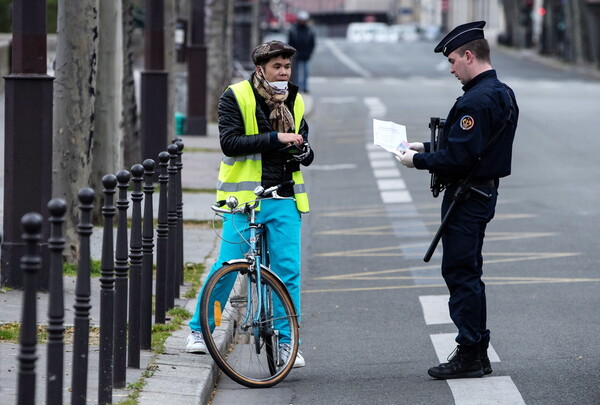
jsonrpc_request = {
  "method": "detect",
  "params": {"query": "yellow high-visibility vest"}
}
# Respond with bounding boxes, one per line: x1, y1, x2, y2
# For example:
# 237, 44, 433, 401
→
216, 80, 310, 212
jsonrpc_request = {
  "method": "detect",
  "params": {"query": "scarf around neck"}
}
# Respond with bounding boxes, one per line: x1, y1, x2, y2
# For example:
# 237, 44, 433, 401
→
252, 72, 295, 133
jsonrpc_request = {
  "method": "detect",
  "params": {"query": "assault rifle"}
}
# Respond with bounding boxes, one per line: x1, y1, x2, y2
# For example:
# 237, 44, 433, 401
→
429, 117, 445, 198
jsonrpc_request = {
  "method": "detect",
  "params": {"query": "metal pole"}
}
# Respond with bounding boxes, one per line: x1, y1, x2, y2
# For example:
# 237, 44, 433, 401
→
166, 144, 179, 309
140, 159, 156, 349
128, 165, 144, 368
113, 170, 130, 388
141, 0, 169, 161
98, 175, 117, 404
173, 139, 184, 293
71, 188, 95, 405
17, 213, 43, 405
155, 152, 170, 323
46, 199, 66, 405
2, 0, 53, 290
186, 0, 207, 135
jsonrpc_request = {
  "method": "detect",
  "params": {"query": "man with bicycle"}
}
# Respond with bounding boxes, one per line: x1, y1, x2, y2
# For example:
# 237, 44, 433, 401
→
186, 40, 314, 369
397, 21, 519, 379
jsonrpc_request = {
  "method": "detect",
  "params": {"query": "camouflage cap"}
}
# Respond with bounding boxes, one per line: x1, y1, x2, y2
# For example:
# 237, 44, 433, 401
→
251, 40, 296, 65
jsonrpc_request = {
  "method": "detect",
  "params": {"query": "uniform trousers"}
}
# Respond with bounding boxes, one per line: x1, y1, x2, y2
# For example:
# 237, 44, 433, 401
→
189, 199, 302, 344
441, 185, 497, 349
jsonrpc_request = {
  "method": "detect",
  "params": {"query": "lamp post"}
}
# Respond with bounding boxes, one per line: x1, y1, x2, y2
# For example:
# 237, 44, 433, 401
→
186, 0, 207, 136
1, 0, 53, 290
141, 0, 168, 162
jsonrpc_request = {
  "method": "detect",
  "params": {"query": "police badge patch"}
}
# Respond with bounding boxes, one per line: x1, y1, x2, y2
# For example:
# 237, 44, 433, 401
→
460, 115, 474, 130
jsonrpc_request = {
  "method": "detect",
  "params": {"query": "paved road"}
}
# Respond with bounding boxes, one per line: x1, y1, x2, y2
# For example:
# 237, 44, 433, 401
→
211, 38, 600, 404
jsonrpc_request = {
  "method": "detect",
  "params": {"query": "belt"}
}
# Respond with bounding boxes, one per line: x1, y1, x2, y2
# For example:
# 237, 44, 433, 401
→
453, 179, 497, 188
469, 179, 496, 188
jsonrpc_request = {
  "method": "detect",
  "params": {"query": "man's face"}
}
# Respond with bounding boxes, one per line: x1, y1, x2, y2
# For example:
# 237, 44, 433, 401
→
447, 50, 471, 85
259, 55, 292, 82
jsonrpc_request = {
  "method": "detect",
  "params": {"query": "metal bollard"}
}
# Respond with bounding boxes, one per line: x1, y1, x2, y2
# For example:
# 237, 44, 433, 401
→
17, 212, 43, 405
128, 164, 144, 369
166, 143, 179, 309
71, 188, 95, 405
113, 170, 130, 388
155, 152, 170, 324
141, 159, 155, 349
98, 174, 117, 404
46, 199, 67, 405
173, 139, 185, 291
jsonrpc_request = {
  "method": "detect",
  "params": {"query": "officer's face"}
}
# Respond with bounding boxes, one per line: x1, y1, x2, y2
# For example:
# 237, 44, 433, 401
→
258, 56, 292, 82
447, 50, 471, 85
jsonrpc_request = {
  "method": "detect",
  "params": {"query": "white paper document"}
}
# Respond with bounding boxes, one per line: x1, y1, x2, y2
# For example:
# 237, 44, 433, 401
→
373, 119, 409, 155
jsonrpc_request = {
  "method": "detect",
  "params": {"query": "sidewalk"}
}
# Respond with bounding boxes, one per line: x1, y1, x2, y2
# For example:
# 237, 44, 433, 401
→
1, 90, 314, 404
0, 125, 224, 404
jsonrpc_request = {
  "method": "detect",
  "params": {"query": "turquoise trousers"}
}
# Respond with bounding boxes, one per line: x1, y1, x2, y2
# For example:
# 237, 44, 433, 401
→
188, 199, 302, 343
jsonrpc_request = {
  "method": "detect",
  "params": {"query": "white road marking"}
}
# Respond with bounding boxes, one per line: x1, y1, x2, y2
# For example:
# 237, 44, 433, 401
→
448, 377, 526, 405
324, 39, 373, 79
373, 168, 401, 178
369, 159, 395, 168
381, 190, 412, 204
363, 97, 387, 118
377, 178, 406, 190
419, 295, 452, 325
430, 333, 500, 364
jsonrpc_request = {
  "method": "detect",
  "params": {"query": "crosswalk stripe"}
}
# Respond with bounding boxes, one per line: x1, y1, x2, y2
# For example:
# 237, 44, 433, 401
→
419, 295, 452, 325
448, 377, 526, 405
430, 333, 500, 364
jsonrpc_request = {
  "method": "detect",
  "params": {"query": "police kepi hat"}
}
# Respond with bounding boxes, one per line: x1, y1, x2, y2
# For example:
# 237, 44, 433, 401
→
252, 40, 296, 65
434, 21, 486, 57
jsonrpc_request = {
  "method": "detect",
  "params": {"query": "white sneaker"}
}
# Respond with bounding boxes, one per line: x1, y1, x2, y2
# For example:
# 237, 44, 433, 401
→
186, 330, 207, 354
279, 343, 305, 368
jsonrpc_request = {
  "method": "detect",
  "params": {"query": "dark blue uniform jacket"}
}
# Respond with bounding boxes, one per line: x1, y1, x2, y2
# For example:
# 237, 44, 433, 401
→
413, 69, 518, 183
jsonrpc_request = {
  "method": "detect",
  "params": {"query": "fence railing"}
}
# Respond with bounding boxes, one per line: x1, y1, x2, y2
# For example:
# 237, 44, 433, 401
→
15, 139, 188, 405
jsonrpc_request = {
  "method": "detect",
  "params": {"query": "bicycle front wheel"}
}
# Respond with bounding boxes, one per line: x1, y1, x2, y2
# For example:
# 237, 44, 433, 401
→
199, 262, 299, 388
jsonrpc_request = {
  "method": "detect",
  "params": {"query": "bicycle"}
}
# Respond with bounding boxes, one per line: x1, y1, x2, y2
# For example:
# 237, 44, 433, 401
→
200, 180, 300, 388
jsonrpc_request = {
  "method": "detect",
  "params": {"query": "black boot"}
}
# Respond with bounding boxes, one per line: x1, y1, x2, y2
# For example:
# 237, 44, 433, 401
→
479, 345, 493, 375
428, 345, 484, 380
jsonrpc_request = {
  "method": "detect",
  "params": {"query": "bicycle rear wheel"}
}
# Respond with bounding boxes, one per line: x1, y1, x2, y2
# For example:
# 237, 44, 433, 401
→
199, 262, 299, 388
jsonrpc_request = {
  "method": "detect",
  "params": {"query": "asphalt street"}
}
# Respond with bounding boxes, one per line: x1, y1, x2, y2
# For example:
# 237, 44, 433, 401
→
213, 38, 600, 404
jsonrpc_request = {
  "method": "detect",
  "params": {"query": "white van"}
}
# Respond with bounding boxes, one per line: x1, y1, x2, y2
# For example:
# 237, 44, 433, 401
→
346, 22, 391, 43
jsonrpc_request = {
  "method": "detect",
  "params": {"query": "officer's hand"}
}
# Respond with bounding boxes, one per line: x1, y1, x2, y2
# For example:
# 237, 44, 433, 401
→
408, 142, 425, 153
278, 132, 304, 147
395, 149, 417, 168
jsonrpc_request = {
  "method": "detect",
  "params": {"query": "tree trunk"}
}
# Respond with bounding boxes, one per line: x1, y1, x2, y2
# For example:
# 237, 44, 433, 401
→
53, 0, 98, 262
92, 0, 123, 209
207, 0, 234, 123
165, 0, 177, 142
122, 0, 142, 169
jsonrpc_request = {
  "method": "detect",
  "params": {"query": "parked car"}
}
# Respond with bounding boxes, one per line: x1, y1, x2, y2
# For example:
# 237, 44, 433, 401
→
420, 25, 442, 41
346, 22, 391, 43
389, 24, 419, 42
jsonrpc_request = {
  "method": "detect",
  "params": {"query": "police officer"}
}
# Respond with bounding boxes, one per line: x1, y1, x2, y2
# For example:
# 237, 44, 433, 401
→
398, 21, 519, 379
185, 40, 314, 368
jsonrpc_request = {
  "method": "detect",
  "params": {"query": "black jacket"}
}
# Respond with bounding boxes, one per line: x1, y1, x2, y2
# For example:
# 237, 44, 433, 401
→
288, 24, 316, 61
217, 75, 314, 197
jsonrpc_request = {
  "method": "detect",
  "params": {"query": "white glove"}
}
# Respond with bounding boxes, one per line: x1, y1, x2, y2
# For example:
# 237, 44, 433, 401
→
395, 149, 417, 168
408, 142, 425, 153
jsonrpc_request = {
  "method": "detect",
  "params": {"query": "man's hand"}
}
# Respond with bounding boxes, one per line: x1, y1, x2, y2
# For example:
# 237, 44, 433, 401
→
396, 149, 417, 168
278, 132, 304, 146
408, 142, 425, 153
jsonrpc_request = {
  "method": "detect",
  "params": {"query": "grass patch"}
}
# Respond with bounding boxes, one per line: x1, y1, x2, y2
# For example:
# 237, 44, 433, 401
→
182, 187, 216, 194
151, 307, 193, 353
63, 259, 102, 277
0, 324, 100, 344
181, 146, 221, 153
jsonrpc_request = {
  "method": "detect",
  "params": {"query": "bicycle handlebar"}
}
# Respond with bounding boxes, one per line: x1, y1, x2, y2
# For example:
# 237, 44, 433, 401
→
211, 180, 295, 214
